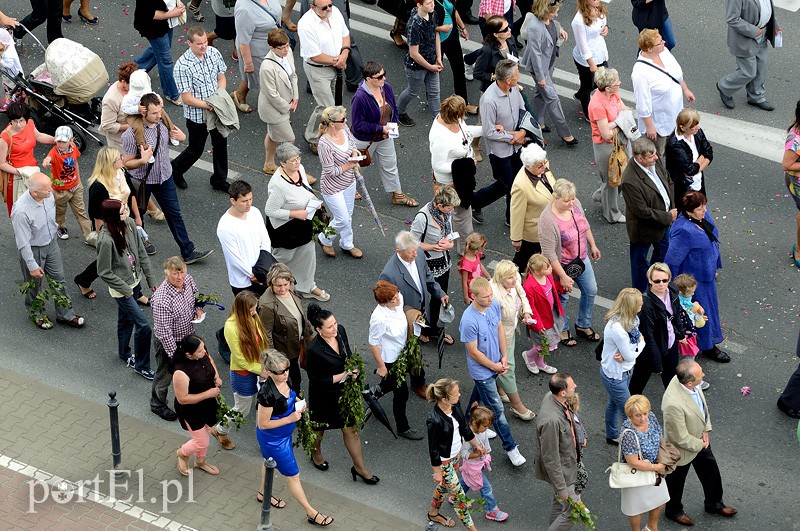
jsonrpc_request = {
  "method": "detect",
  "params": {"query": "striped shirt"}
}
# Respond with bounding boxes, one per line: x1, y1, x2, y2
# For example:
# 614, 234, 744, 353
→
173, 46, 227, 123
151, 273, 198, 357
121, 120, 172, 184
318, 128, 357, 196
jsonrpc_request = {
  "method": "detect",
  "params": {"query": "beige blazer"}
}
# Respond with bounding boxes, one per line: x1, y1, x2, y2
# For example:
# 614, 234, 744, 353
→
509, 168, 556, 242
661, 375, 713, 466
258, 49, 299, 124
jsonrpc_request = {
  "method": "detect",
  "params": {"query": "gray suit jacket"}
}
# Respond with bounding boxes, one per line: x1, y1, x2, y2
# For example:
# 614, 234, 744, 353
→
379, 251, 445, 321
661, 376, 713, 466
726, 0, 777, 57
522, 16, 556, 83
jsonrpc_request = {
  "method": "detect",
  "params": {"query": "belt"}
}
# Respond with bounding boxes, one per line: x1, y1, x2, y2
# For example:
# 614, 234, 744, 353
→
305, 62, 332, 68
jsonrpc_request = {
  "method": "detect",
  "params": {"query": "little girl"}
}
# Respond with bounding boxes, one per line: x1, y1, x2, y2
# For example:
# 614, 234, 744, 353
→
121, 69, 179, 153
459, 403, 508, 522
458, 232, 491, 304
566, 393, 588, 499
674, 274, 709, 390
521, 254, 564, 375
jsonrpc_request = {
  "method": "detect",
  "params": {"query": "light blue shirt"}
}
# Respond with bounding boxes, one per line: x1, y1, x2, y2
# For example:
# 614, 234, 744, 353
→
460, 300, 502, 381
681, 383, 706, 419
11, 191, 57, 271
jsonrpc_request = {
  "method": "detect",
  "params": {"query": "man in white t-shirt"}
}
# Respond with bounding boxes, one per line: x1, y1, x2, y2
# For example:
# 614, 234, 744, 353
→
216, 180, 272, 296
297, 0, 351, 151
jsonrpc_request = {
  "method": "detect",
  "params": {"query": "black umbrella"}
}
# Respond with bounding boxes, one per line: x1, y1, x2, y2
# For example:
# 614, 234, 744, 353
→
361, 389, 397, 439
437, 329, 446, 370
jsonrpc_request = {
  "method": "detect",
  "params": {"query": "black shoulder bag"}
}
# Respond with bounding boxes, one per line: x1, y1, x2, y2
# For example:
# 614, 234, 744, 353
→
561, 212, 586, 279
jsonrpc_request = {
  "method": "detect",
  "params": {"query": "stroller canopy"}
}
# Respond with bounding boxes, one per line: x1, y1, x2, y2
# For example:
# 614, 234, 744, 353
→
41, 38, 108, 104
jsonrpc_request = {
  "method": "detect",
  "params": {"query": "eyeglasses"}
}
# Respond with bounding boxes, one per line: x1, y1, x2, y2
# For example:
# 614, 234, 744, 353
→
331, 117, 347, 123
534, 159, 549, 168
370, 73, 386, 80
314, 3, 332, 10
271, 367, 290, 375
650, 278, 670, 284
286, 156, 301, 164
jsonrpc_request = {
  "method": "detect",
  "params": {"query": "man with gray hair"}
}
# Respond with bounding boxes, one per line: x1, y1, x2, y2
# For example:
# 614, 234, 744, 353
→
379, 230, 449, 398
620, 137, 676, 292
11, 172, 85, 330
471, 60, 527, 225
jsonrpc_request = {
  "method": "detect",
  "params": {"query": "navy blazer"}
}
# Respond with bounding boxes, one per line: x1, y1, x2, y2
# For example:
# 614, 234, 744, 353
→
637, 284, 686, 373
665, 129, 713, 207
379, 251, 446, 320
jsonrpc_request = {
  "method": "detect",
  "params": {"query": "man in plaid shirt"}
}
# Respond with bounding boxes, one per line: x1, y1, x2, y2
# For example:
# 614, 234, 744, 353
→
150, 256, 204, 421
171, 26, 231, 192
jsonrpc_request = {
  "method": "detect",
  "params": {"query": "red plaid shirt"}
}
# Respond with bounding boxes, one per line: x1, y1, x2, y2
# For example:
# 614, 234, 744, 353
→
478, 0, 515, 18
151, 273, 198, 357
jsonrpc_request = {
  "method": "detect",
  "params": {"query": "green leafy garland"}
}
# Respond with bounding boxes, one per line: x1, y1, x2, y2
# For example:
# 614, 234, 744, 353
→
294, 391, 327, 459
388, 335, 422, 388
451, 491, 485, 515
539, 334, 551, 359
195, 292, 220, 305
338, 349, 366, 429
312, 216, 335, 239
563, 496, 597, 530
18, 277, 72, 326
216, 394, 246, 431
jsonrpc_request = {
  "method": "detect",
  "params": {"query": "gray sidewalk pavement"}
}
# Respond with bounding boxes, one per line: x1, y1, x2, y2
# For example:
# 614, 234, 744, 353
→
0, 369, 416, 530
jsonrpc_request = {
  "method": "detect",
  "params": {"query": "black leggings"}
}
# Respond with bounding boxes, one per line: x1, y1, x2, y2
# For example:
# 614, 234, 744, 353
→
574, 60, 608, 117
440, 32, 470, 105
374, 362, 410, 433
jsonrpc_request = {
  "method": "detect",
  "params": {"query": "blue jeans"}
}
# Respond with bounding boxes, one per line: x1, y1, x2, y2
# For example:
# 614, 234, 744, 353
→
629, 229, 670, 293
558, 257, 597, 331
468, 377, 517, 452
459, 471, 498, 513
600, 367, 630, 440
397, 66, 440, 118
135, 29, 180, 101
659, 18, 676, 51
116, 283, 152, 372
142, 177, 196, 259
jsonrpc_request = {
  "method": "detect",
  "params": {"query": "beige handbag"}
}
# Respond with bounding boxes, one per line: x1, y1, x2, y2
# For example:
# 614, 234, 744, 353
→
607, 131, 628, 188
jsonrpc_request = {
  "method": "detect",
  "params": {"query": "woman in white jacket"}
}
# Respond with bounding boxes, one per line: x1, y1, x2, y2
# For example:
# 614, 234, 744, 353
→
570, 0, 609, 118
600, 288, 645, 445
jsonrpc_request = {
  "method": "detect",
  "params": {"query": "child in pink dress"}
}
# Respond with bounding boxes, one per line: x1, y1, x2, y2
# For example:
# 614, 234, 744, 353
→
458, 232, 491, 304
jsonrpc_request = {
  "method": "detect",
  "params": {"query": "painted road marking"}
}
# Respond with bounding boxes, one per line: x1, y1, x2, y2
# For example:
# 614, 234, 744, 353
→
347, 5, 785, 163
168, 150, 241, 180
773, 0, 800, 12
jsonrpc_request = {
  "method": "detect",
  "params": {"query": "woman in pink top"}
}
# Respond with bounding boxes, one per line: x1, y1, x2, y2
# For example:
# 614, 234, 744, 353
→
588, 66, 626, 224
537, 179, 601, 347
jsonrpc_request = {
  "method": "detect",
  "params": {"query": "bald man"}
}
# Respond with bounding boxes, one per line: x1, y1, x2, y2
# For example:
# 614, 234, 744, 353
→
11, 173, 84, 329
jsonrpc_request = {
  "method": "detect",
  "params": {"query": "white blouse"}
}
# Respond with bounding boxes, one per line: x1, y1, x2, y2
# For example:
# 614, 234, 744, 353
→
631, 49, 684, 137
429, 118, 483, 185
368, 294, 408, 363
571, 12, 608, 67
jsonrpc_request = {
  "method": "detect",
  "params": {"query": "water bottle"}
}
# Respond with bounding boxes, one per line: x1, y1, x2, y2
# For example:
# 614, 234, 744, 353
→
425, 521, 439, 531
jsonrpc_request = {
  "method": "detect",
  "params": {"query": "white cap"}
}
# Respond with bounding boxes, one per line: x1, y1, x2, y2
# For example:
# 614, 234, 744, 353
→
54, 126, 73, 142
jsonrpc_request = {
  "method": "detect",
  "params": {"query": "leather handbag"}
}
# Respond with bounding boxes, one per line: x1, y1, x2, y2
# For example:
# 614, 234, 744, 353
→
561, 213, 585, 279
608, 130, 627, 188
606, 428, 658, 489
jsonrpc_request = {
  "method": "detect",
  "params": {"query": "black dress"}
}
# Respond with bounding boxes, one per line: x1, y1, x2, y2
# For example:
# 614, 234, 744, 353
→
305, 325, 353, 430
173, 355, 218, 431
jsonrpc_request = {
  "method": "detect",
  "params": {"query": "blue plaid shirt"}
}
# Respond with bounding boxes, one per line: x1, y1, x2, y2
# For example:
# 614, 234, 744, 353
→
173, 46, 227, 123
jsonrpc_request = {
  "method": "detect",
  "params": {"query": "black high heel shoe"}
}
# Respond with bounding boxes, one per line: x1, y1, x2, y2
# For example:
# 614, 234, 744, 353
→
561, 136, 579, 147
311, 458, 329, 471
350, 466, 380, 485
78, 11, 99, 24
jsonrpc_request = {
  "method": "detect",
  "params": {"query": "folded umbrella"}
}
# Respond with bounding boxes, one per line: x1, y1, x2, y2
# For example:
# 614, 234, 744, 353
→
362, 389, 397, 439
355, 167, 385, 237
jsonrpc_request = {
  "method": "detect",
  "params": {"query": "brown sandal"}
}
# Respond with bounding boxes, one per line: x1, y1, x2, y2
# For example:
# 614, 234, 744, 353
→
194, 458, 219, 475
176, 449, 190, 476
391, 191, 419, 207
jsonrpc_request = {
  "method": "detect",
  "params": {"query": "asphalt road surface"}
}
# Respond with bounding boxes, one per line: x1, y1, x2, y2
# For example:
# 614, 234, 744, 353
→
1, 0, 799, 529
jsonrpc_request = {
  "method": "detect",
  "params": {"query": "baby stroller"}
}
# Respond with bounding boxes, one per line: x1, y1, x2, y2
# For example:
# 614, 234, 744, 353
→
0, 25, 107, 151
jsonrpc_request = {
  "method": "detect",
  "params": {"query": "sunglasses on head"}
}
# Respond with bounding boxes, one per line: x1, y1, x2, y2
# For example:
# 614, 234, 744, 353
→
271, 367, 290, 375
650, 278, 670, 284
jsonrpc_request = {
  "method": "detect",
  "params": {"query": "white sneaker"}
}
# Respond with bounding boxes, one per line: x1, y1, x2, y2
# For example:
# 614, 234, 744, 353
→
507, 446, 526, 467
463, 56, 474, 81
486, 428, 497, 439
699, 380, 710, 390
170, 138, 180, 146
540, 364, 558, 374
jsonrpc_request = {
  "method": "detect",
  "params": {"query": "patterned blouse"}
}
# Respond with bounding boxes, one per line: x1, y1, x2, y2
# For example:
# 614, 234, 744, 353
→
620, 411, 662, 463
318, 128, 357, 196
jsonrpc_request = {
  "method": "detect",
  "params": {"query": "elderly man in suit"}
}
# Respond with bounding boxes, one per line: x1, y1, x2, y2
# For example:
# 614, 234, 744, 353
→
662, 359, 738, 527
620, 137, 677, 293
379, 230, 449, 398
716, 0, 781, 112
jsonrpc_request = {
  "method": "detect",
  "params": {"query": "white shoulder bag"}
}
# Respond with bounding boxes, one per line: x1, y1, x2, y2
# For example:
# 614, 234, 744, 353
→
606, 428, 658, 489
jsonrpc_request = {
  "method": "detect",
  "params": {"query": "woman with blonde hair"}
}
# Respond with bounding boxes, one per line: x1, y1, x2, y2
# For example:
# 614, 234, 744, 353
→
74, 146, 149, 301
490, 259, 536, 420
600, 288, 645, 445
210, 290, 268, 451
316, 106, 363, 259
665, 108, 713, 207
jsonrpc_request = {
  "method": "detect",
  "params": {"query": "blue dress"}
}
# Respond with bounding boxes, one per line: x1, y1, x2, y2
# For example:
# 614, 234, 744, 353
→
256, 378, 299, 477
664, 213, 723, 350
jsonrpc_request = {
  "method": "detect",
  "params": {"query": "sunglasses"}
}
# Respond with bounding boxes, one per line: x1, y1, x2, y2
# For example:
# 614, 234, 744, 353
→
331, 117, 347, 123
314, 3, 332, 10
650, 278, 670, 284
271, 367, 290, 375
549, 0, 561, 4
498, 26, 510, 32
371, 73, 386, 80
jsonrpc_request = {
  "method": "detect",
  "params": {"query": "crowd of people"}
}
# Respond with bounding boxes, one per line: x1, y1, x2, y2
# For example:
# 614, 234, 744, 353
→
2, 0, 799, 528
